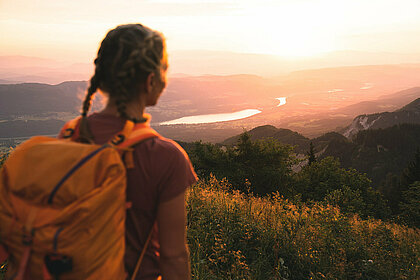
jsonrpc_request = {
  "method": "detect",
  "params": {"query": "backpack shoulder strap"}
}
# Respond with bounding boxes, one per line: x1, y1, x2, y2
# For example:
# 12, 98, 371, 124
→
115, 121, 160, 278
117, 122, 160, 149
59, 116, 160, 147
105, 120, 160, 168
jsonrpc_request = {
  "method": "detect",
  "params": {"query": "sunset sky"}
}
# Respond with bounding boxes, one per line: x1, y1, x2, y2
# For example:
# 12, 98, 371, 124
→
1, 0, 420, 63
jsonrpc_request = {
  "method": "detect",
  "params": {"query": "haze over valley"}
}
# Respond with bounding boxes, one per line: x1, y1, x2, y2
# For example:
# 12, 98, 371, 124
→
2, 54, 420, 144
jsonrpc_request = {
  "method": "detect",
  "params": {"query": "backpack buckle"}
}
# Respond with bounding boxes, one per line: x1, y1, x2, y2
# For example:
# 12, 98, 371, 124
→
44, 253, 73, 276
62, 128, 75, 138
111, 134, 125, 145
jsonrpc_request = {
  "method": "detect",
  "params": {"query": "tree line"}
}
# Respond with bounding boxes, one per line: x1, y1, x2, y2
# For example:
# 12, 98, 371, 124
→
184, 132, 419, 227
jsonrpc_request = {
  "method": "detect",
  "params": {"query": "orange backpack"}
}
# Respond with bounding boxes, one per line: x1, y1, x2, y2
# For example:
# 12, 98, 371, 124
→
0, 117, 159, 279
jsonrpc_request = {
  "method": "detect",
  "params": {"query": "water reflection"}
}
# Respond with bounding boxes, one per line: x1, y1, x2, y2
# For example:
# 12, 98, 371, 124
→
360, 83, 373, 90
328, 89, 344, 93
276, 97, 287, 107
159, 109, 262, 125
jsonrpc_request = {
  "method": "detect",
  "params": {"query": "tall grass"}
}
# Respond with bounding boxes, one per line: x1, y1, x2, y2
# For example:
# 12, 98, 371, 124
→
1, 171, 418, 279
187, 175, 419, 279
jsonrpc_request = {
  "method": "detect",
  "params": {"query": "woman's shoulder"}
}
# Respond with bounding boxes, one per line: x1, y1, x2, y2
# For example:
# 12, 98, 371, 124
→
85, 112, 189, 162
138, 135, 190, 163
135, 135, 198, 201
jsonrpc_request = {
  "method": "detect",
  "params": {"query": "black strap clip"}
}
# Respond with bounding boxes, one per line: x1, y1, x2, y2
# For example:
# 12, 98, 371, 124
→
44, 253, 73, 276
111, 134, 125, 145
62, 128, 75, 139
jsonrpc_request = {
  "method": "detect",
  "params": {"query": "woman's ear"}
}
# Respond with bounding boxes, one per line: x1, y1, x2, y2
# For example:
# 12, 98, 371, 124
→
146, 72, 156, 94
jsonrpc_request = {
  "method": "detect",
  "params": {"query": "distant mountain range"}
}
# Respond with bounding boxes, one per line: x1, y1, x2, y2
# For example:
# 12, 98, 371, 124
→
1, 79, 419, 187
0, 56, 93, 84
2, 51, 420, 83
342, 97, 420, 138
222, 97, 420, 149
0, 119, 65, 138
1, 64, 420, 140
0, 81, 87, 117
332, 87, 420, 117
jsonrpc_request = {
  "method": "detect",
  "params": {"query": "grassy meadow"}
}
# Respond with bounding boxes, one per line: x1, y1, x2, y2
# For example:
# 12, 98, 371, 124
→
187, 176, 419, 279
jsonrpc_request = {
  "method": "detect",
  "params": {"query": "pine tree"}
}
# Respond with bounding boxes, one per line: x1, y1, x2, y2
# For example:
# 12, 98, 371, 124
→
400, 181, 420, 227
307, 142, 316, 165
401, 148, 420, 187
397, 148, 420, 222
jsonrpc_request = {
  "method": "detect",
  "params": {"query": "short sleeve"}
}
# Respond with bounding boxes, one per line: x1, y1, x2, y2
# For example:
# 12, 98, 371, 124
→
154, 139, 198, 203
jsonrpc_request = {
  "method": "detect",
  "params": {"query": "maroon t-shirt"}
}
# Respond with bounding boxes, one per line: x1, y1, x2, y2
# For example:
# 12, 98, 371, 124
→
85, 113, 197, 280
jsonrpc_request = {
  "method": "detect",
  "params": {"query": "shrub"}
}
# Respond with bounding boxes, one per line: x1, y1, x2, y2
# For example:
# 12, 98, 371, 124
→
189, 133, 297, 197
399, 181, 420, 228
294, 157, 391, 219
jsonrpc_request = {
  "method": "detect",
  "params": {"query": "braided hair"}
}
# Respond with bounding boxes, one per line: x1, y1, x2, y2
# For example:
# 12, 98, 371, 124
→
81, 23, 167, 122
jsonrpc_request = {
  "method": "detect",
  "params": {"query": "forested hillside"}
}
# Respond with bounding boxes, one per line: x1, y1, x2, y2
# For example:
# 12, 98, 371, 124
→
184, 125, 420, 227
319, 124, 420, 186
218, 121, 420, 191
0, 82, 87, 117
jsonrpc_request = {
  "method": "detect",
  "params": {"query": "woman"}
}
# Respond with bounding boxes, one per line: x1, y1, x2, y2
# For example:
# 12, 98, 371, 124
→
77, 24, 197, 280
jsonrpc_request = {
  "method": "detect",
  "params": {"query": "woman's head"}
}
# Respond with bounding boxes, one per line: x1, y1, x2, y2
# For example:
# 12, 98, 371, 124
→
82, 23, 167, 121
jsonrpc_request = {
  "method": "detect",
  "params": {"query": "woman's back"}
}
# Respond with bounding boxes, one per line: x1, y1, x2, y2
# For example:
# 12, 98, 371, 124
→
87, 112, 196, 279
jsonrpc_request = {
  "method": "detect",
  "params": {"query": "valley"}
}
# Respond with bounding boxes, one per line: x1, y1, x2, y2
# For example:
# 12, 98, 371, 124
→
1, 63, 420, 144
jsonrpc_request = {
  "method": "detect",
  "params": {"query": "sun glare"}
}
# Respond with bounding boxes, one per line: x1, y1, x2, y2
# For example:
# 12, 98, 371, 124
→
234, 2, 340, 58
261, 28, 335, 58
2, 0, 420, 61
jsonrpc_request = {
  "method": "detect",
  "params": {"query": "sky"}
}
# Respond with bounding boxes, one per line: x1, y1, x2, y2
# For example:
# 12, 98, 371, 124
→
1, 0, 420, 63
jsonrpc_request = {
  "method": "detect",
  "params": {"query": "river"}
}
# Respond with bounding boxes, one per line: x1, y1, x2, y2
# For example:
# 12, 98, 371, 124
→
159, 97, 287, 125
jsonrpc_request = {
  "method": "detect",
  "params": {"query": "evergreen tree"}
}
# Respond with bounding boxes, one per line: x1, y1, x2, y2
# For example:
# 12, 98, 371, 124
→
401, 148, 420, 187
399, 181, 420, 228
379, 172, 401, 213
295, 156, 390, 219
233, 132, 296, 196
307, 141, 316, 165
189, 132, 296, 196
394, 148, 420, 220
